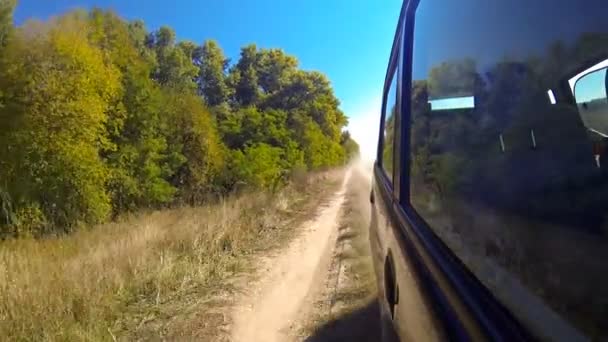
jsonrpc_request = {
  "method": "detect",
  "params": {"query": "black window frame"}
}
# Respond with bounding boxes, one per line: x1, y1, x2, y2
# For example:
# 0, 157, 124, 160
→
377, 27, 403, 198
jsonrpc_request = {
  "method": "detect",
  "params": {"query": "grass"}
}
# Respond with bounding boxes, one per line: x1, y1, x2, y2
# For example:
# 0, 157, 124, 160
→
0, 170, 343, 341
305, 165, 381, 342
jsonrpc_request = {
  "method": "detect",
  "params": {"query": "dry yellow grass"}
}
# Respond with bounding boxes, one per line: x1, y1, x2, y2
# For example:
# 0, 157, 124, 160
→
0, 170, 343, 341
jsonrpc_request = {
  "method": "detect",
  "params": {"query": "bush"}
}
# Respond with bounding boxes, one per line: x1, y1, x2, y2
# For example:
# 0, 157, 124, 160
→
231, 143, 285, 189
12, 203, 48, 237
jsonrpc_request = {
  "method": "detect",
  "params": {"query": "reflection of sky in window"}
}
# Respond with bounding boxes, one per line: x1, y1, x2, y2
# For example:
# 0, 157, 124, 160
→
429, 96, 474, 111
575, 69, 607, 103
412, 0, 607, 82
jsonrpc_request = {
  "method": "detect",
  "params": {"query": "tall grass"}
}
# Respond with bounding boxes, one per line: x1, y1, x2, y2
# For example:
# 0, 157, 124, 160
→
0, 171, 342, 341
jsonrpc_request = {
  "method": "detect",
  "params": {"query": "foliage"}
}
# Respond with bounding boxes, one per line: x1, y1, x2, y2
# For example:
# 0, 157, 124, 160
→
340, 131, 360, 160
0, 7, 353, 237
161, 90, 225, 201
231, 143, 285, 189
0, 0, 15, 49
0, 13, 121, 231
229, 44, 260, 106
196, 39, 230, 106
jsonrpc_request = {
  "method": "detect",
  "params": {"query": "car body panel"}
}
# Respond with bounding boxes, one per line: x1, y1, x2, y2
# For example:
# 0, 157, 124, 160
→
371, 166, 446, 341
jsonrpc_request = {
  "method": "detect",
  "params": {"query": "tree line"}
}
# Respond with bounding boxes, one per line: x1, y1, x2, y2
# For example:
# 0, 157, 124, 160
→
0, 1, 359, 237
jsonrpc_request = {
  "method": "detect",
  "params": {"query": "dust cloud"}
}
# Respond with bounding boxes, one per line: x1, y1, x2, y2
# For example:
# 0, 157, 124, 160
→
346, 96, 381, 165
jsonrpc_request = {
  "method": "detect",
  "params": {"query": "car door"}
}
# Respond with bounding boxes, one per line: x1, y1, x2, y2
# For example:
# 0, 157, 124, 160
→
371, 10, 446, 340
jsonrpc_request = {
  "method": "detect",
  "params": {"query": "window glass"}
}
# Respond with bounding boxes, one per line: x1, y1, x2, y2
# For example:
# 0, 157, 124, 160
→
409, 0, 608, 340
382, 68, 398, 182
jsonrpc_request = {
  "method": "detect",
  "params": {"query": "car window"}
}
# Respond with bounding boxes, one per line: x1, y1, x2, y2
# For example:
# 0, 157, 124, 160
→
409, 0, 608, 340
382, 67, 398, 183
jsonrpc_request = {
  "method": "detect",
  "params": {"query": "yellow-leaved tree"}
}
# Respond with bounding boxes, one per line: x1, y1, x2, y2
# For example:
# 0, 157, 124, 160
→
0, 13, 121, 235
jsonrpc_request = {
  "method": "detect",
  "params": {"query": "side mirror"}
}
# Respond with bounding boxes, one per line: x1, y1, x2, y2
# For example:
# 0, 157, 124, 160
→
574, 64, 608, 138
574, 62, 608, 168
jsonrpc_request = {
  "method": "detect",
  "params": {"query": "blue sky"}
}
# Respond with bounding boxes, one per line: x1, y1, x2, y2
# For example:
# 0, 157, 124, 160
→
14, 0, 402, 159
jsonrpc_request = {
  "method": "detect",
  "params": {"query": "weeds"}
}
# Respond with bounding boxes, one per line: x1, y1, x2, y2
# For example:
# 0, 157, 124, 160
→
0, 170, 343, 341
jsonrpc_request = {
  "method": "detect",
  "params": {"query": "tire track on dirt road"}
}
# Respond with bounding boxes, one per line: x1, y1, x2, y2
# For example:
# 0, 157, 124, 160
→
230, 168, 352, 342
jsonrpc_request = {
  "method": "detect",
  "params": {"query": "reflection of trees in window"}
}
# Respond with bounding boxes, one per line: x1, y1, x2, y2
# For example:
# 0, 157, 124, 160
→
428, 58, 484, 99
382, 71, 398, 182
382, 105, 396, 179
411, 62, 479, 202
410, 33, 608, 339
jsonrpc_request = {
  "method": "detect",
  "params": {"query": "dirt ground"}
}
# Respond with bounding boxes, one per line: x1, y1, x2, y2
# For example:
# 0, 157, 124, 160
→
229, 161, 380, 342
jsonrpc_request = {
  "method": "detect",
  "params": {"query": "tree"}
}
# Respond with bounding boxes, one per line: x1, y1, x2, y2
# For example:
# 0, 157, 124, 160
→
230, 143, 285, 189
219, 106, 290, 150
299, 118, 345, 169
0, 0, 14, 116
256, 48, 298, 94
427, 58, 481, 99
0, 14, 122, 232
125, 20, 157, 66
177, 40, 197, 59
156, 46, 197, 88
87, 9, 179, 211
154, 26, 175, 50
340, 131, 360, 160
0, 0, 15, 48
196, 40, 230, 106
229, 44, 260, 106
127, 20, 146, 48
147, 26, 197, 89
0, 6, 353, 236
161, 90, 224, 201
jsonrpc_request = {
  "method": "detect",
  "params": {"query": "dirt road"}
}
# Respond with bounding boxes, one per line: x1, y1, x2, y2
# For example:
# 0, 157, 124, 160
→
231, 168, 353, 342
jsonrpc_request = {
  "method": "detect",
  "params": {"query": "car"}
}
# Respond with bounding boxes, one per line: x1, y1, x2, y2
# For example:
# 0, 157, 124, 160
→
369, 0, 608, 340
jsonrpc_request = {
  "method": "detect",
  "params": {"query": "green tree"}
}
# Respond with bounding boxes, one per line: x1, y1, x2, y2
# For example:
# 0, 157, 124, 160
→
229, 44, 260, 106
231, 143, 285, 189
154, 26, 175, 50
196, 40, 230, 106
219, 106, 290, 149
256, 48, 298, 94
300, 118, 345, 169
0, 0, 15, 114
127, 20, 147, 48
148, 26, 197, 89
88, 9, 179, 211
340, 131, 360, 160
177, 40, 197, 59
0, 0, 15, 48
157, 47, 197, 88
161, 90, 225, 201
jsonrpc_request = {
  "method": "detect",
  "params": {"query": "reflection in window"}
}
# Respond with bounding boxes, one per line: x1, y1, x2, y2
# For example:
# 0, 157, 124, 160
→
428, 95, 475, 111
410, 0, 608, 339
382, 69, 398, 182
573, 61, 608, 169
568, 59, 608, 94
573, 62, 608, 134
547, 89, 556, 104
